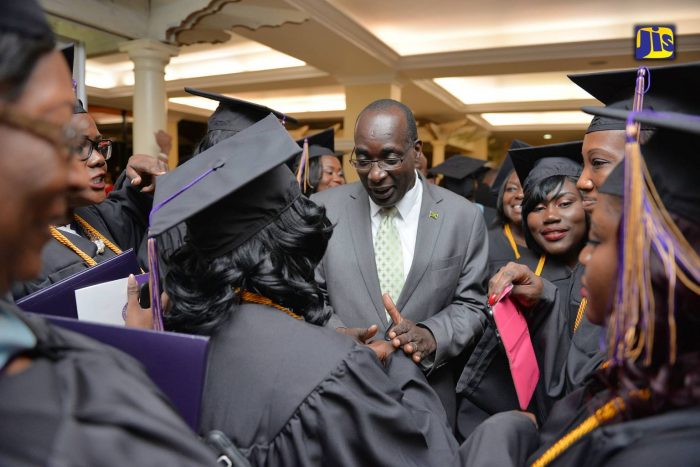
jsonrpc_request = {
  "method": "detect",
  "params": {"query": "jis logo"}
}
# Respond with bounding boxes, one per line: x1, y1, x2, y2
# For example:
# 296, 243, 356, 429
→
635, 25, 675, 60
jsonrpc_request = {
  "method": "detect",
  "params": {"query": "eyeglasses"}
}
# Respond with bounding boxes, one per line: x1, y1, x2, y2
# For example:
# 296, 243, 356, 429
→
0, 106, 84, 158
79, 137, 113, 162
349, 146, 412, 173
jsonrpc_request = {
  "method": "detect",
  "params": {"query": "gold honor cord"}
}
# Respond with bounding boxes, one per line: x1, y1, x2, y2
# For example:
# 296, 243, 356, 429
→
237, 289, 303, 321
573, 298, 588, 333
531, 389, 651, 467
49, 227, 97, 267
49, 215, 123, 268
503, 224, 521, 260
535, 255, 546, 277
73, 214, 122, 255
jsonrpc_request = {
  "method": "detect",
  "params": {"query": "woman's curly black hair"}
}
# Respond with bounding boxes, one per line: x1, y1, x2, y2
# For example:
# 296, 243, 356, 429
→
163, 181, 333, 336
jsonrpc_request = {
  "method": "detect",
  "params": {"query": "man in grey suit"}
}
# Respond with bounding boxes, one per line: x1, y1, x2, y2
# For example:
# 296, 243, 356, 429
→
311, 99, 489, 425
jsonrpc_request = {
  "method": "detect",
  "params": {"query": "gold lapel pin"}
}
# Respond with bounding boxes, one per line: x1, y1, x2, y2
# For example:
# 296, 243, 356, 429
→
429, 211, 439, 219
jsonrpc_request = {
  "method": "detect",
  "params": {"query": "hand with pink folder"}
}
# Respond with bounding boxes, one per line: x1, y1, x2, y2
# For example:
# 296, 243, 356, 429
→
488, 285, 540, 410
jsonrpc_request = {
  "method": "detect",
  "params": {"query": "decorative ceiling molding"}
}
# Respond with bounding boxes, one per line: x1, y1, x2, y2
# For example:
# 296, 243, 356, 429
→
412, 80, 466, 112
88, 65, 327, 99
400, 34, 700, 74
167, 0, 310, 46
283, 0, 400, 67
41, 0, 148, 39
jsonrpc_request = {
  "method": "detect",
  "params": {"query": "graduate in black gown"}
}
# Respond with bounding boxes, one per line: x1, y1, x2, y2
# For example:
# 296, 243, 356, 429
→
497, 141, 604, 421
486, 140, 539, 277
428, 154, 498, 225
0, 3, 217, 464
11, 99, 166, 299
455, 141, 599, 439
466, 96, 700, 467
136, 114, 463, 466
293, 128, 346, 196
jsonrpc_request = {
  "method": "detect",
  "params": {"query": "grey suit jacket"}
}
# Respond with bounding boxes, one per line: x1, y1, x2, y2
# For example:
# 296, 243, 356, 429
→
311, 180, 488, 371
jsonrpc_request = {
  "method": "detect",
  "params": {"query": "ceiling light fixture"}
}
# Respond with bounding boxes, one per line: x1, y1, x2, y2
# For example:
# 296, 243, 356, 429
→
480, 111, 591, 127
169, 92, 346, 114
434, 72, 591, 105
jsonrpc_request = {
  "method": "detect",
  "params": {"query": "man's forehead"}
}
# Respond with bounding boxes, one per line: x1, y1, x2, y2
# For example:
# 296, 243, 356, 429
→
356, 111, 406, 141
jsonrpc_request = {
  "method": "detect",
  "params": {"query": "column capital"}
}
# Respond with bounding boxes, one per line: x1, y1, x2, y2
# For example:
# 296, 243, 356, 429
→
119, 38, 179, 62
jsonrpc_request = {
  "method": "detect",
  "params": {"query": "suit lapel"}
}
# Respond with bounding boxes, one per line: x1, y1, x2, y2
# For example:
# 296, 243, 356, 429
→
396, 182, 445, 309
347, 186, 388, 326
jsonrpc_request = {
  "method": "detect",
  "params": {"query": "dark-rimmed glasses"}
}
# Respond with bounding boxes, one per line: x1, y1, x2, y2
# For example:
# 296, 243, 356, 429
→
349, 145, 413, 173
79, 137, 113, 162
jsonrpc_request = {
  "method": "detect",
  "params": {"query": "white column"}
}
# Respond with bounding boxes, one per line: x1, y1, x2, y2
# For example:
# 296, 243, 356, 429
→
119, 39, 178, 157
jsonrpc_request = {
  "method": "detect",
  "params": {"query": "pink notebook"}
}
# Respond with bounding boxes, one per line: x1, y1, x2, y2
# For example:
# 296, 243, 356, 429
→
490, 286, 540, 410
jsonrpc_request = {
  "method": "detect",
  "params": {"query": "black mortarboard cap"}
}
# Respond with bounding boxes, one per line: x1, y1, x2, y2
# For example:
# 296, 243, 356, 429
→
61, 44, 74, 74
60, 45, 86, 114
146, 113, 302, 329
429, 155, 488, 199
491, 139, 531, 195
73, 99, 87, 114
510, 141, 583, 193
599, 111, 700, 220
295, 128, 340, 159
0, 0, 54, 43
428, 155, 486, 180
598, 162, 624, 198
150, 113, 302, 251
571, 62, 700, 133
185, 87, 297, 134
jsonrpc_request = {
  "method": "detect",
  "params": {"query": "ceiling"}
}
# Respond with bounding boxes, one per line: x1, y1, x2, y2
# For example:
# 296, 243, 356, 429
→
41, 0, 700, 159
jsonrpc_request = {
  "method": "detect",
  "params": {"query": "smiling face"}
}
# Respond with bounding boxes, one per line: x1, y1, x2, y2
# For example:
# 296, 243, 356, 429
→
70, 112, 108, 207
580, 193, 621, 325
0, 51, 76, 289
502, 170, 524, 225
316, 155, 345, 192
526, 178, 588, 263
577, 130, 626, 213
354, 108, 419, 207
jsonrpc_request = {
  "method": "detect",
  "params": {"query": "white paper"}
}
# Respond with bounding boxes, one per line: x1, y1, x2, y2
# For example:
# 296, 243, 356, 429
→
75, 277, 129, 326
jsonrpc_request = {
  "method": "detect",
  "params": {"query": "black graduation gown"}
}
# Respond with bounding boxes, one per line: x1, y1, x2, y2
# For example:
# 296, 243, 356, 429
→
527, 386, 700, 466
0, 303, 217, 466
459, 383, 700, 467
455, 226, 541, 440
530, 262, 605, 421
485, 225, 540, 278
11, 174, 152, 299
455, 254, 604, 440
199, 303, 460, 467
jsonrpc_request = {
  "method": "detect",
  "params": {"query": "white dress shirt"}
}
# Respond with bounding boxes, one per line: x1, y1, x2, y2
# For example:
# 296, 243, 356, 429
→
369, 173, 423, 281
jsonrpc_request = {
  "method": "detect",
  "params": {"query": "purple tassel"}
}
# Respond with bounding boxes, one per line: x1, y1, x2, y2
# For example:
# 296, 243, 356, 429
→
148, 237, 163, 331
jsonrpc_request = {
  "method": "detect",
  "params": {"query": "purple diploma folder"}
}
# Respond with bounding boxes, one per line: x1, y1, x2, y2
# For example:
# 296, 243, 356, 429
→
17, 249, 139, 319
38, 314, 209, 431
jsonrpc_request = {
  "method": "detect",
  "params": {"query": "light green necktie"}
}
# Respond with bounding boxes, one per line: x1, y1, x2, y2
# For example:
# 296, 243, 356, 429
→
374, 207, 404, 319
